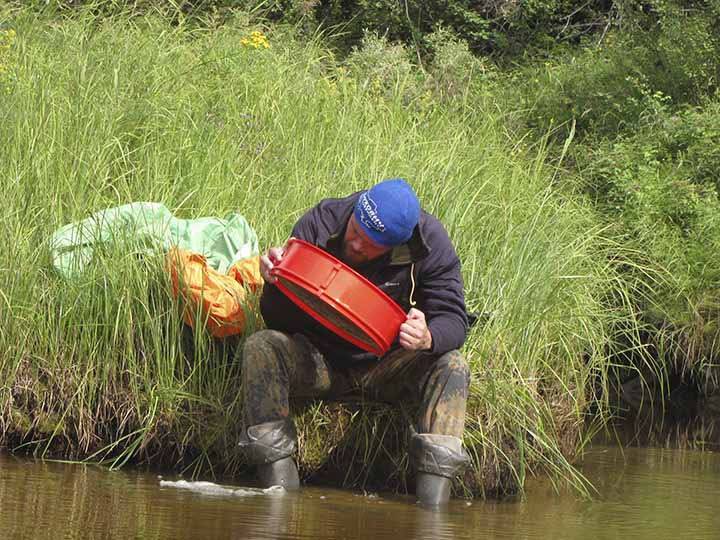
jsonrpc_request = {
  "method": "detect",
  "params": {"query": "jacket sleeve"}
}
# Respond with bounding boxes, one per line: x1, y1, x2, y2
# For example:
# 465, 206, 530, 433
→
416, 225, 468, 355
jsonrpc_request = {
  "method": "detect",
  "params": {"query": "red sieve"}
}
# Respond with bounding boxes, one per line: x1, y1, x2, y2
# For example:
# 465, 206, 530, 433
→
269, 238, 407, 356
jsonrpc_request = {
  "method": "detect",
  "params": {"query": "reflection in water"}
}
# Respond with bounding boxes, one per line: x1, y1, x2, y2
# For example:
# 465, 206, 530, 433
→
1, 447, 720, 540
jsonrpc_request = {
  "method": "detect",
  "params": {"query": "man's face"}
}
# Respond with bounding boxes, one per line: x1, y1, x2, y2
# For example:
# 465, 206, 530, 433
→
341, 214, 392, 266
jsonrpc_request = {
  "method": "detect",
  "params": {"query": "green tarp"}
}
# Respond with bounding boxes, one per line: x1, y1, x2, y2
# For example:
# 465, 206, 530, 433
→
50, 202, 259, 278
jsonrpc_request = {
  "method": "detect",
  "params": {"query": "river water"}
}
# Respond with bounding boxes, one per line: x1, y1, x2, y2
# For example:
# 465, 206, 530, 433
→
1, 445, 719, 540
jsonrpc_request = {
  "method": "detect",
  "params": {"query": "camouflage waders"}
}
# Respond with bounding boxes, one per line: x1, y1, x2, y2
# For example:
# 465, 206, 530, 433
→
239, 329, 471, 481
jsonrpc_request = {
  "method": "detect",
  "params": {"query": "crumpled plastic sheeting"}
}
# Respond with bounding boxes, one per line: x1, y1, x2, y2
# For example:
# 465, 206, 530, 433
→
50, 202, 259, 278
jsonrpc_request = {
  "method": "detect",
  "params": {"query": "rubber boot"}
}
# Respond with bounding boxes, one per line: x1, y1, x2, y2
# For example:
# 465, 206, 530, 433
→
257, 456, 300, 490
415, 472, 451, 506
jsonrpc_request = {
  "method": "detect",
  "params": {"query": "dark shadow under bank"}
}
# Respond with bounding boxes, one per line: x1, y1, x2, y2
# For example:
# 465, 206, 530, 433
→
605, 365, 720, 450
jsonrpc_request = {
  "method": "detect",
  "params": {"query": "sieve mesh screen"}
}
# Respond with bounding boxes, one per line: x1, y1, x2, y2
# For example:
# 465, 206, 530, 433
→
277, 276, 376, 349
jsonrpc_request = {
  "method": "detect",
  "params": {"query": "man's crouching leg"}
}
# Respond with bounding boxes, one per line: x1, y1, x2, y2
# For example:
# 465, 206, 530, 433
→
412, 350, 471, 506
238, 330, 322, 490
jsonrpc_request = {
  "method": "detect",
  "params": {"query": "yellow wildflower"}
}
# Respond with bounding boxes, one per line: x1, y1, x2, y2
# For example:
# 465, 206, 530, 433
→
241, 30, 270, 49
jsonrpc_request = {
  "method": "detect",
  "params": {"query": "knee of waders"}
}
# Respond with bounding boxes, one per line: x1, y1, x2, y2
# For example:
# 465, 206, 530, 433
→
433, 350, 471, 391
243, 329, 291, 354
242, 330, 292, 366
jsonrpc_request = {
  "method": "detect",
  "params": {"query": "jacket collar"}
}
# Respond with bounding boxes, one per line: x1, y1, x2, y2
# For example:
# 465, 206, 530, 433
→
322, 199, 430, 265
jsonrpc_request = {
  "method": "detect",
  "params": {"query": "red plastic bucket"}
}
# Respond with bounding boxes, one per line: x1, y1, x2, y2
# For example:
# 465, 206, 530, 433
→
270, 239, 406, 356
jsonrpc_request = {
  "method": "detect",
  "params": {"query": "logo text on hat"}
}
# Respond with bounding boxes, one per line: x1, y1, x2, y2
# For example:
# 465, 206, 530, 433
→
358, 192, 386, 233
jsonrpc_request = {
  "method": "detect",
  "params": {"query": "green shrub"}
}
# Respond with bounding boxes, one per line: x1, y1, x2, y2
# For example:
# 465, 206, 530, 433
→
313, 0, 619, 58
425, 26, 495, 100
509, 1, 720, 141
345, 31, 419, 100
574, 97, 720, 383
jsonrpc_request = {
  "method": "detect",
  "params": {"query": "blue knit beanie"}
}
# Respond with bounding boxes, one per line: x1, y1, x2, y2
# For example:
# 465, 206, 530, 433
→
354, 178, 420, 248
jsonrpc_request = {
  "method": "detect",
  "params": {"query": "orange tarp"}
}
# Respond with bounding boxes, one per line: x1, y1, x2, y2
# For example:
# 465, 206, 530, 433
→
167, 247, 263, 338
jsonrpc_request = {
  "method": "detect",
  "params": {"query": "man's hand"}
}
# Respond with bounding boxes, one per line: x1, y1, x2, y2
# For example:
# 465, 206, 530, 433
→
259, 238, 294, 284
399, 308, 433, 351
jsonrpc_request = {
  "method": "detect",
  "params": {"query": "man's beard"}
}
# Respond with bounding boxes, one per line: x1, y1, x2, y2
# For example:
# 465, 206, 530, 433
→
341, 244, 369, 268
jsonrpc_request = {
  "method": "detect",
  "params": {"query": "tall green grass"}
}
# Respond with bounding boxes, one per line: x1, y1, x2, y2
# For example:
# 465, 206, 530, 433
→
0, 6, 646, 496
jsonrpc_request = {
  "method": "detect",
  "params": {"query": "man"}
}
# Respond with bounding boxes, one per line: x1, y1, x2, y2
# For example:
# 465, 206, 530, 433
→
238, 178, 471, 506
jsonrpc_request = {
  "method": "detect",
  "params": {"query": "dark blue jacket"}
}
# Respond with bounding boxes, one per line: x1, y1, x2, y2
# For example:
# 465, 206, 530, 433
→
260, 192, 468, 364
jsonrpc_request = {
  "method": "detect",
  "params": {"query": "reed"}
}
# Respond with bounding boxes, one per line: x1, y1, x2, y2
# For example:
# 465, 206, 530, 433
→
0, 5, 650, 496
